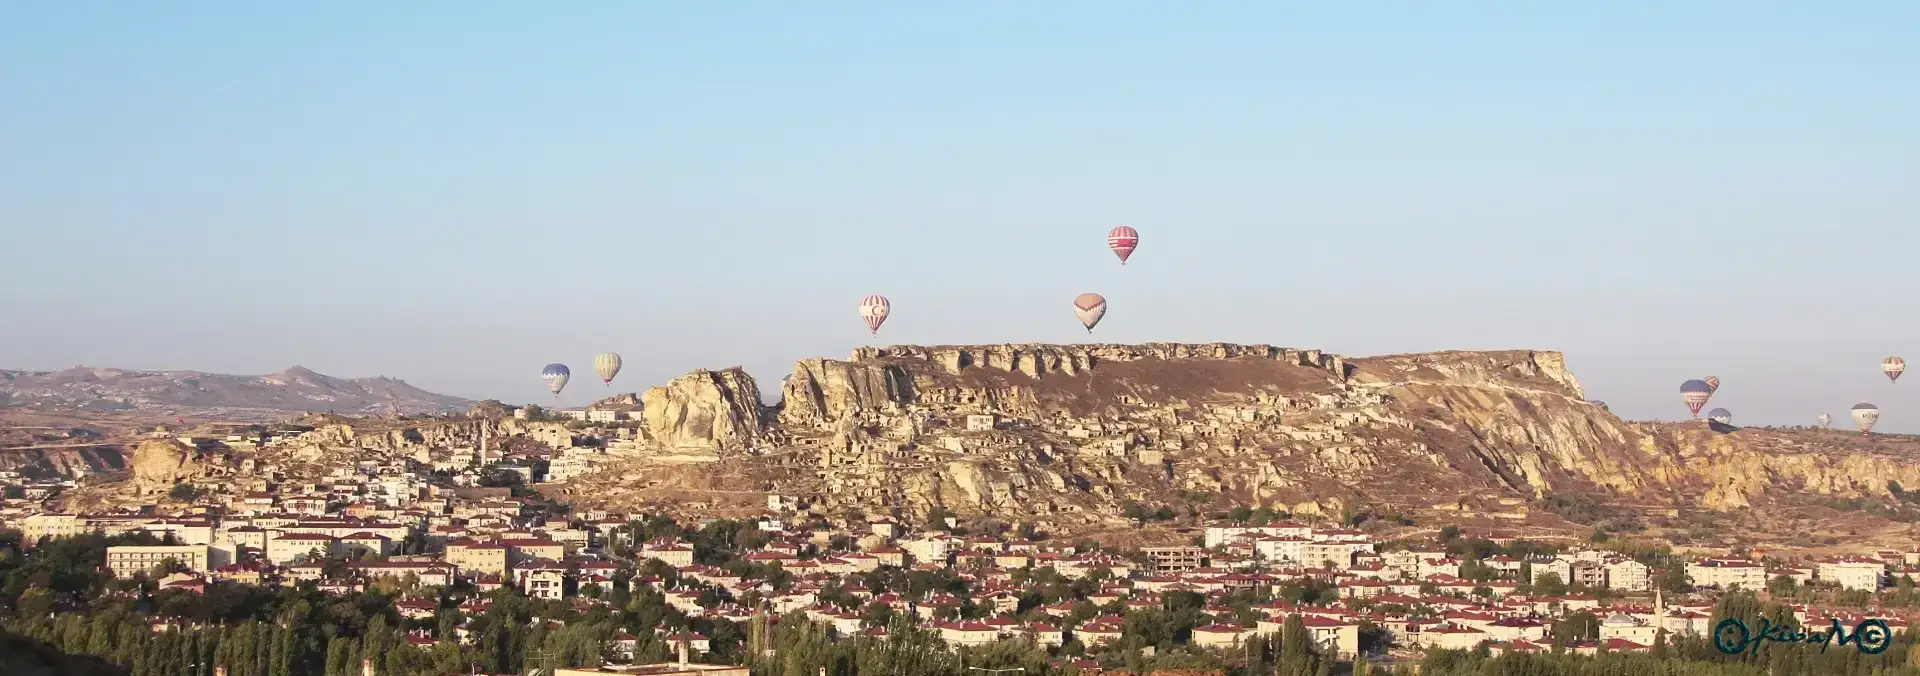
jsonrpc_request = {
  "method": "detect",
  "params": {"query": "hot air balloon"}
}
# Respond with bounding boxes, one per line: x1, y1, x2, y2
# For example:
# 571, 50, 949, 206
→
1073, 293, 1108, 332
594, 352, 622, 385
1107, 226, 1139, 264
1680, 380, 1712, 419
1885, 357, 1905, 383
1816, 413, 1833, 429
1707, 408, 1732, 425
541, 363, 570, 397
1852, 403, 1881, 435
859, 295, 891, 336
1702, 376, 1721, 394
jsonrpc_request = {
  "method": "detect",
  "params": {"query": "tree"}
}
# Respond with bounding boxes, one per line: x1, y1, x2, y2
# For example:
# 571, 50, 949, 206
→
923, 506, 954, 532
1657, 566, 1692, 594
1533, 571, 1569, 597
168, 484, 199, 502
1767, 574, 1797, 597
1276, 615, 1330, 676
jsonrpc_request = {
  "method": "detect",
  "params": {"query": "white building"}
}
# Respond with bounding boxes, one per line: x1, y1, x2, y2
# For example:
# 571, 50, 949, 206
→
1818, 558, 1884, 592
106, 545, 230, 578
902, 534, 960, 565
1686, 558, 1767, 590
1605, 559, 1652, 591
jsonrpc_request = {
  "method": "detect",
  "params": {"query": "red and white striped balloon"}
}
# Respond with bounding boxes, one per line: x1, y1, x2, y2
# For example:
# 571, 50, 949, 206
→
1886, 357, 1905, 383
858, 295, 891, 336
1107, 226, 1139, 264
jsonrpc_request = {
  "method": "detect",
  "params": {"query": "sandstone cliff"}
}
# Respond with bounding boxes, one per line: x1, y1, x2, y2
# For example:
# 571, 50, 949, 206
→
563, 343, 1920, 535
53, 341, 1919, 540
641, 369, 766, 451
129, 438, 231, 495
0, 446, 126, 480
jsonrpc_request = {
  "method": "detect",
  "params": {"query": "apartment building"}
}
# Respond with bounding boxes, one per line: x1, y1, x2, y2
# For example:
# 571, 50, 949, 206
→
106, 545, 228, 578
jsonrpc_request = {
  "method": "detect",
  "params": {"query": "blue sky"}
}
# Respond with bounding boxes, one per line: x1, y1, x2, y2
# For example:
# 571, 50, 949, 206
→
1, 2, 1915, 429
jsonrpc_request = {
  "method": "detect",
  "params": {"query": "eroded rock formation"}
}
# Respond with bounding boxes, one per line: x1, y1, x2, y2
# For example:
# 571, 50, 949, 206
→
563, 343, 1920, 530
641, 368, 766, 451
129, 438, 227, 495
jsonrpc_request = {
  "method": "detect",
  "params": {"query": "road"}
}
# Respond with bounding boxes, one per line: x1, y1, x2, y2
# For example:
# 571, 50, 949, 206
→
0, 441, 118, 451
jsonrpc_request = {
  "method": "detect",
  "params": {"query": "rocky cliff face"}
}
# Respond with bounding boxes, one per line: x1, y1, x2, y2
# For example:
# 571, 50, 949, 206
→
641, 369, 767, 451
0, 447, 126, 480
128, 438, 232, 495
52, 343, 1914, 534
565, 343, 1920, 532
269, 417, 576, 464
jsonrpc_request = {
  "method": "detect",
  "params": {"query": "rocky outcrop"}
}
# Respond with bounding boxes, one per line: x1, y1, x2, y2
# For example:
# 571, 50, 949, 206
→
1364, 350, 1653, 498
589, 392, 642, 411
274, 418, 574, 458
849, 343, 1347, 380
59, 342, 1918, 535
559, 344, 1920, 531
130, 438, 226, 495
0, 447, 126, 480
641, 368, 766, 451
780, 359, 917, 425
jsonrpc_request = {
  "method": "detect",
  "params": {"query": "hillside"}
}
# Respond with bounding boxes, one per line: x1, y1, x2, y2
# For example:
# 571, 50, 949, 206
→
49, 343, 1920, 548
543, 343, 1920, 545
0, 365, 473, 417
0, 629, 126, 676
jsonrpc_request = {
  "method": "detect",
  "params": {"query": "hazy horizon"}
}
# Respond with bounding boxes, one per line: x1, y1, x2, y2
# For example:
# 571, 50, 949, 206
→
3, 3, 1915, 430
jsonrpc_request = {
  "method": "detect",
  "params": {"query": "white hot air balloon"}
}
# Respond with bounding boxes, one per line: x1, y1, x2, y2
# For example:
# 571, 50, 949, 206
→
1852, 403, 1881, 435
1816, 413, 1833, 429
1073, 293, 1107, 333
594, 352, 623, 385
541, 363, 570, 397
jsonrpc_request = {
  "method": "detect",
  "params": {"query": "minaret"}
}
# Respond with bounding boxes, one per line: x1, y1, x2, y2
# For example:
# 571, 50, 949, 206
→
478, 421, 490, 465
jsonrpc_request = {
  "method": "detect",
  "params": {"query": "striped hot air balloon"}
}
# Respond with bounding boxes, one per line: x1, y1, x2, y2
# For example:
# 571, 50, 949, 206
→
541, 363, 570, 397
1702, 376, 1721, 394
1707, 408, 1732, 425
858, 295, 891, 336
1107, 226, 1140, 264
1073, 293, 1108, 332
1852, 403, 1881, 435
1885, 357, 1905, 383
594, 352, 622, 385
1680, 380, 1712, 418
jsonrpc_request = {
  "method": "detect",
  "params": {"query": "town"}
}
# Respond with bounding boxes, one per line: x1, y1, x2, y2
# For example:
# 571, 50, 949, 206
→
6, 413, 1919, 676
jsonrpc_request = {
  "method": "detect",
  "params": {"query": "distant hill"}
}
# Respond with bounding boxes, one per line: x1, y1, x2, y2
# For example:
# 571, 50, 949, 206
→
0, 365, 474, 416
